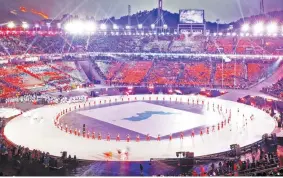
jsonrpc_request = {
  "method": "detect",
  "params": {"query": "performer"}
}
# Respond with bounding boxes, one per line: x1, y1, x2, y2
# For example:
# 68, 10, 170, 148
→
127, 134, 130, 142
87, 131, 90, 139
116, 133, 120, 141
69, 127, 72, 134
107, 133, 110, 141
191, 130, 195, 138
98, 132, 102, 140
221, 121, 224, 129
92, 131, 96, 139
197, 99, 199, 105
169, 133, 172, 141
74, 128, 77, 135
202, 100, 204, 105
212, 125, 215, 132
136, 135, 140, 142
157, 134, 161, 141
206, 127, 209, 135
65, 124, 68, 133
78, 129, 81, 136
146, 134, 150, 141
200, 129, 203, 136
218, 123, 220, 131
224, 119, 226, 126
180, 132, 184, 139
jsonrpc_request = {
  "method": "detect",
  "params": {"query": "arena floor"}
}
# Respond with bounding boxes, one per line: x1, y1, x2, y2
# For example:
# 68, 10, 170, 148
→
4, 94, 276, 161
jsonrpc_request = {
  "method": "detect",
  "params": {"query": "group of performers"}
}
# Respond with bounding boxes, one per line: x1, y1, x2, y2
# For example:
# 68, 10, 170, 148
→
55, 99, 255, 142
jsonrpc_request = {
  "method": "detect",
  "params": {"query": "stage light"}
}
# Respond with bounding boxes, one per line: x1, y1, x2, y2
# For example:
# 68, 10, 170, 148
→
218, 32, 223, 36
113, 24, 119, 30
100, 24, 107, 30
232, 32, 237, 36
213, 33, 217, 36
35, 24, 40, 28
85, 21, 96, 32
163, 24, 168, 29
253, 22, 264, 34
64, 21, 84, 34
245, 33, 250, 36
125, 25, 131, 30
241, 23, 250, 32
267, 22, 278, 34
227, 32, 231, 36
57, 23, 61, 29
22, 22, 29, 29
151, 24, 155, 29
240, 33, 244, 37
138, 24, 143, 29
7, 21, 15, 29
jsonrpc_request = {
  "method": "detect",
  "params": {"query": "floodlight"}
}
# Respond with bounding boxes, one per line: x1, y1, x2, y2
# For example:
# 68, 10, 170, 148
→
125, 25, 131, 30
241, 23, 250, 32
7, 21, 15, 29
35, 24, 40, 28
232, 32, 237, 36
100, 24, 107, 30
253, 22, 264, 34
64, 20, 84, 34
113, 24, 119, 30
151, 24, 155, 29
85, 21, 96, 32
22, 22, 29, 29
138, 24, 143, 29
267, 22, 278, 34
163, 24, 168, 29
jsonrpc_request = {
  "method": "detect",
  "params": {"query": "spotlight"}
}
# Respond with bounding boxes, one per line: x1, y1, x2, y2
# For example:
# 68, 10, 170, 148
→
267, 22, 278, 34
163, 24, 168, 29
125, 25, 131, 30
113, 24, 119, 30
35, 24, 40, 28
64, 20, 84, 34
7, 21, 15, 29
85, 21, 96, 32
253, 22, 264, 34
138, 24, 143, 29
100, 24, 107, 30
22, 22, 29, 29
151, 24, 155, 29
232, 32, 237, 36
241, 23, 250, 32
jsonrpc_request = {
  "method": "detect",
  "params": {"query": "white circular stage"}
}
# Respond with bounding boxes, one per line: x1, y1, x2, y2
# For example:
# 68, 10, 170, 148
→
4, 95, 276, 161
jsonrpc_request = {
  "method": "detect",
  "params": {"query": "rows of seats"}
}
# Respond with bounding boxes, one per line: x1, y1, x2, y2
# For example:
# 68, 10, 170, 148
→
247, 62, 269, 82
1, 34, 282, 55
179, 62, 212, 86
145, 61, 182, 85
214, 63, 245, 87
95, 60, 123, 80
112, 61, 152, 85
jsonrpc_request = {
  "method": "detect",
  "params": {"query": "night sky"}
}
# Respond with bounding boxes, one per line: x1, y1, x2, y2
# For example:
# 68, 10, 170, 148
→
1, 0, 283, 23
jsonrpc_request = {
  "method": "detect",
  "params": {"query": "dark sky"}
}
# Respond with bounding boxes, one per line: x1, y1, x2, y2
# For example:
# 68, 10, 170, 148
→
2, 0, 283, 23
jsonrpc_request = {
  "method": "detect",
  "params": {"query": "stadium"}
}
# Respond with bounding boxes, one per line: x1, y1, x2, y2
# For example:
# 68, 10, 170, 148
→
0, 0, 283, 176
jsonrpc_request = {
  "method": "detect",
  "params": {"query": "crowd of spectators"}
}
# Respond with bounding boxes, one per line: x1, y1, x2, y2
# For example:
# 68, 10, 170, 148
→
261, 77, 283, 99
0, 33, 282, 56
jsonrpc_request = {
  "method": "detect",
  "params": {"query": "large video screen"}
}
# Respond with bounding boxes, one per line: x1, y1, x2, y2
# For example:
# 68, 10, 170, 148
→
179, 9, 204, 24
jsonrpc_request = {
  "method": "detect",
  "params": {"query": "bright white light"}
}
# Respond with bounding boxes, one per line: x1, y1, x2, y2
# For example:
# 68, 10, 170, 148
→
84, 21, 96, 32
100, 24, 107, 30
125, 25, 131, 30
113, 24, 118, 30
232, 32, 237, 36
267, 22, 278, 34
22, 22, 29, 29
241, 23, 250, 32
240, 33, 244, 36
138, 24, 143, 29
213, 33, 217, 36
35, 24, 40, 28
151, 24, 155, 29
64, 20, 84, 34
218, 32, 223, 36
7, 21, 15, 29
253, 22, 264, 34
227, 32, 231, 36
163, 24, 168, 29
